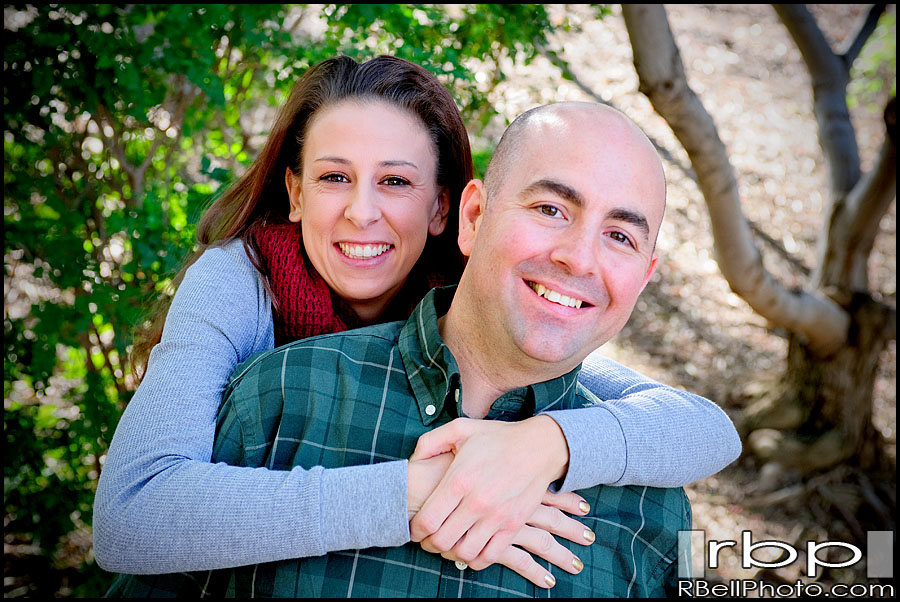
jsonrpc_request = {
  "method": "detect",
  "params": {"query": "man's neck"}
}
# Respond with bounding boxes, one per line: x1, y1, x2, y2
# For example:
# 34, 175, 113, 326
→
437, 305, 558, 419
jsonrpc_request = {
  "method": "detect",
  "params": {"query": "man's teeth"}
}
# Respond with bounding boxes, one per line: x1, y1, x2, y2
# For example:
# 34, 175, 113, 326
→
529, 282, 584, 309
338, 243, 391, 259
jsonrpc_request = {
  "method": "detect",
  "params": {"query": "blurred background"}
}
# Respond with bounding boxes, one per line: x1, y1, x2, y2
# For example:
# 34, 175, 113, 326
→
4, 4, 895, 597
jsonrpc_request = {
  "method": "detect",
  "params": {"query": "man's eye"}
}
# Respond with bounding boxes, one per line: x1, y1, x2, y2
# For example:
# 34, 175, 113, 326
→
539, 205, 560, 217
609, 231, 634, 247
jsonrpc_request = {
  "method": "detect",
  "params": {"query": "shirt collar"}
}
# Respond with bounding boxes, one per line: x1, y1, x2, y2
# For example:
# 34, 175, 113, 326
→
399, 286, 583, 426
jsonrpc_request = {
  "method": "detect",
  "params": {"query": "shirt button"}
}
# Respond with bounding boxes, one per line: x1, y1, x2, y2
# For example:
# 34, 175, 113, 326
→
454, 388, 460, 403
425, 404, 436, 416
455, 560, 468, 571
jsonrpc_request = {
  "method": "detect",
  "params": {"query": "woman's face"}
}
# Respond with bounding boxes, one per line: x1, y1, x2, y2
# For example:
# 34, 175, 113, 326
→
286, 99, 448, 321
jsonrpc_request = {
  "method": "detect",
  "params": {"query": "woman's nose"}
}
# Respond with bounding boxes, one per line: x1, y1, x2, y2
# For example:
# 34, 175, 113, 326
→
343, 185, 382, 229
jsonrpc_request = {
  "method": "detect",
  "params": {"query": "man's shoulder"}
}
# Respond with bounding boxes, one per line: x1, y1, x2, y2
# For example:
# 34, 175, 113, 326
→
574, 381, 603, 407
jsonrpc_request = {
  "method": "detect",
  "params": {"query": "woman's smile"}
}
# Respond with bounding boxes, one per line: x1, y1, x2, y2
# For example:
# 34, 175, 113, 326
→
336, 242, 394, 260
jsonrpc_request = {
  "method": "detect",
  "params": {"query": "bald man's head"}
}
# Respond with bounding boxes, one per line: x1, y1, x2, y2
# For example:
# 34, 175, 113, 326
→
484, 102, 666, 213
451, 102, 668, 376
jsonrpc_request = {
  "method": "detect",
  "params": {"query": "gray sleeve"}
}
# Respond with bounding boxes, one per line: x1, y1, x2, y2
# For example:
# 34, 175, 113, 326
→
544, 351, 742, 491
92, 242, 410, 574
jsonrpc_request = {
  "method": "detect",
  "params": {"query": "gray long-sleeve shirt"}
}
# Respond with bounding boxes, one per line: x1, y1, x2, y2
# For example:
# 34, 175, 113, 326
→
92, 240, 741, 574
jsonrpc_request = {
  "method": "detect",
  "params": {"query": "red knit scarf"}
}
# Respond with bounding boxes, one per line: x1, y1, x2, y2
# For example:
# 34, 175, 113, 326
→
252, 222, 451, 346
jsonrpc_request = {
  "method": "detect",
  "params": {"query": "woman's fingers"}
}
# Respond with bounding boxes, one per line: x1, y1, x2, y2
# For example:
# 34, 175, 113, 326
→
541, 490, 591, 516
443, 524, 585, 590
513, 525, 585, 576
458, 544, 560, 590
410, 419, 470, 461
527, 503, 596, 547
461, 504, 593, 572
438, 518, 517, 565
425, 497, 594, 565
411, 490, 464, 544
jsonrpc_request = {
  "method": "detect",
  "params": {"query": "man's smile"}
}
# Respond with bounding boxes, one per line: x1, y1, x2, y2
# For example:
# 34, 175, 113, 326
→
526, 280, 593, 309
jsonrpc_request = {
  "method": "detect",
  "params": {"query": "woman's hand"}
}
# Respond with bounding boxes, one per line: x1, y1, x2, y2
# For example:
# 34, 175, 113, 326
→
432, 490, 595, 589
407, 451, 455, 521
408, 415, 571, 563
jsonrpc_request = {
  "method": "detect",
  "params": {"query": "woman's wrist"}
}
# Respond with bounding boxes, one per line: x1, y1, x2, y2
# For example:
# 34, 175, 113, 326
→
529, 414, 570, 484
407, 452, 454, 521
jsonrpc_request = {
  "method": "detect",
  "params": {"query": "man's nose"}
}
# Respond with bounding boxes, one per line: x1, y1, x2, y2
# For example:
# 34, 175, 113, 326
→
548, 228, 599, 277
343, 185, 382, 229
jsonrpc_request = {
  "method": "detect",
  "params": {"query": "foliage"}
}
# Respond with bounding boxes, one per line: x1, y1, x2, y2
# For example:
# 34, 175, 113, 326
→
847, 11, 896, 109
3, 4, 579, 596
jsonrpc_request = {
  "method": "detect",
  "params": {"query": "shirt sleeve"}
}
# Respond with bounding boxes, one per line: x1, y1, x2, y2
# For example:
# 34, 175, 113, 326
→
544, 351, 742, 491
92, 243, 410, 574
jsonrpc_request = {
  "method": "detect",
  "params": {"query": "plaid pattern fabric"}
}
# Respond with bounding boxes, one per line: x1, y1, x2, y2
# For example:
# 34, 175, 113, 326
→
106, 286, 690, 598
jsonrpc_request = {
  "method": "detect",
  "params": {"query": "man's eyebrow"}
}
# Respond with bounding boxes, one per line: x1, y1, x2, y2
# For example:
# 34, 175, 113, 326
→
608, 207, 650, 238
522, 178, 585, 207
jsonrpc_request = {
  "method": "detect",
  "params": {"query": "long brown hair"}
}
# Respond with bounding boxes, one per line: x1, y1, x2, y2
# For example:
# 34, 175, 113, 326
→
132, 55, 472, 378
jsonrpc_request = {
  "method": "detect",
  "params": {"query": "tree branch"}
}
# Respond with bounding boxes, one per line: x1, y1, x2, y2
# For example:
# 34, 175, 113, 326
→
95, 105, 140, 196
840, 100, 897, 291
773, 4, 861, 195
839, 3, 888, 70
622, 4, 850, 356
90, 321, 128, 400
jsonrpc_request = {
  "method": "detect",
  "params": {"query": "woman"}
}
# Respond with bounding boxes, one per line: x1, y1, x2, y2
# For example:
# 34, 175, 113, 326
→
93, 55, 740, 589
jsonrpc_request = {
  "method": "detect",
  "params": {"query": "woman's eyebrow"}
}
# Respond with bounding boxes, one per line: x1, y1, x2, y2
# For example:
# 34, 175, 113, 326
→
379, 160, 419, 169
313, 157, 419, 169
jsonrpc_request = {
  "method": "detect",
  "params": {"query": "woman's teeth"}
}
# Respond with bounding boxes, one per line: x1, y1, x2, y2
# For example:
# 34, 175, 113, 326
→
338, 243, 391, 259
529, 282, 584, 309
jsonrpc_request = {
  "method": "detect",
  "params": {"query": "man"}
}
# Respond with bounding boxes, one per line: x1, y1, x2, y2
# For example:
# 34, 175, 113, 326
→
126, 102, 686, 597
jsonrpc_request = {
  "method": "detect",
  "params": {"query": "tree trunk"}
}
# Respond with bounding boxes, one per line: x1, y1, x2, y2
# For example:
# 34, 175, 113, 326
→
747, 294, 894, 470
622, 4, 896, 472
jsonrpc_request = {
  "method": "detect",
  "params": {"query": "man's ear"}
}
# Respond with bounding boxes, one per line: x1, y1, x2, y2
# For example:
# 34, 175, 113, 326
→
428, 188, 450, 236
285, 167, 303, 223
640, 253, 659, 292
457, 179, 486, 258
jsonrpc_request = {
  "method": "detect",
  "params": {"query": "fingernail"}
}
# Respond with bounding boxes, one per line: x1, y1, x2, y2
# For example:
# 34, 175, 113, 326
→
572, 557, 584, 573
579, 500, 590, 514
544, 573, 556, 588
583, 528, 595, 543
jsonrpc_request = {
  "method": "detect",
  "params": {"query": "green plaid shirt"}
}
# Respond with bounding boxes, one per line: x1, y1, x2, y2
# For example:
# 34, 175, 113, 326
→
107, 286, 690, 598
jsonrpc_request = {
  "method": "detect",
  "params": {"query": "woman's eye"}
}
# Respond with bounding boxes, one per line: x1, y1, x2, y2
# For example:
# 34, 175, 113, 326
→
382, 176, 411, 186
320, 173, 349, 183
538, 205, 560, 217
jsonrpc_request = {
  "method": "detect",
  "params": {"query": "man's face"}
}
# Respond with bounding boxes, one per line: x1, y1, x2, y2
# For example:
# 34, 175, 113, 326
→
457, 107, 665, 373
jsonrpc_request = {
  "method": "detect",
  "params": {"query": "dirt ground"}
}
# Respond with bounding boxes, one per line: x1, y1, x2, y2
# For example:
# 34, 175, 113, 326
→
487, 4, 895, 595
